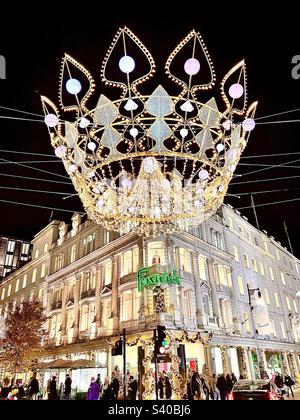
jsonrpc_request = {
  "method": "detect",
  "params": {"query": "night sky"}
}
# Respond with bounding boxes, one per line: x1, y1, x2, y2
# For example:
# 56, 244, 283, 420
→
0, 3, 300, 257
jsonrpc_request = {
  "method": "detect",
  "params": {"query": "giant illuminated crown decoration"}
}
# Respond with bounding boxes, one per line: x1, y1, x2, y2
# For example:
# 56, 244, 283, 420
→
41, 27, 257, 236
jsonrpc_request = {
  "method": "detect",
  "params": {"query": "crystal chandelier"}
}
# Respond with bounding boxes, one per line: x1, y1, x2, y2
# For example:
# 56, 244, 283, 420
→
41, 27, 257, 236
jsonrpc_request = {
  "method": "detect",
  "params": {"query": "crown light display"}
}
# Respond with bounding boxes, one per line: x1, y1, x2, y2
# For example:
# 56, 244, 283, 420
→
41, 27, 257, 236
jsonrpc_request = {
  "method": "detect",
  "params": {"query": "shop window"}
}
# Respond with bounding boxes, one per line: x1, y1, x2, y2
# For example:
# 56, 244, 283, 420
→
238, 276, 245, 295
179, 248, 191, 272
148, 242, 165, 266
103, 260, 112, 285
198, 256, 207, 280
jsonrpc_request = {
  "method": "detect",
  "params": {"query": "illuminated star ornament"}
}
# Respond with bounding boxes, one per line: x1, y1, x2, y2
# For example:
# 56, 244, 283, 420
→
41, 27, 257, 236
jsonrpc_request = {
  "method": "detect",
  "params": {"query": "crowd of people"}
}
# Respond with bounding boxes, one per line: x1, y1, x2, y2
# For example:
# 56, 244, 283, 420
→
0, 367, 296, 400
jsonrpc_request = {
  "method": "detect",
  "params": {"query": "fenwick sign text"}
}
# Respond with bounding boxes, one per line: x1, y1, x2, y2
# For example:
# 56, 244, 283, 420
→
137, 265, 181, 292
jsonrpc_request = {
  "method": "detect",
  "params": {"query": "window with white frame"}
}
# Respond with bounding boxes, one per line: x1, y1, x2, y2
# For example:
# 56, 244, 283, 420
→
243, 254, 250, 268
80, 305, 89, 331
22, 274, 28, 289
263, 242, 268, 253
227, 216, 233, 228
102, 299, 111, 327
238, 276, 245, 295
15, 278, 19, 293
274, 292, 280, 308
252, 258, 258, 272
84, 233, 96, 255
122, 248, 139, 276
238, 225, 244, 235
44, 242, 49, 253
259, 262, 265, 276
148, 242, 165, 266
34, 249, 39, 259
7, 240, 15, 253
55, 253, 64, 271
7, 284, 11, 297
275, 249, 280, 261
179, 248, 191, 272
183, 289, 193, 318
202, 294, 211, 315
41, 263, 46, 278
246, 231, 251, 241
264, 289, 270, 305
198, 255, 207, 280
103, 260, 112, 285
243, 312, 251, 333
4, 253, 13, 266
280, 322, 287, 339
293, 300, 298, 313
20, 243, 30, 261
32, 268, 37, 283
103, 229, 110, 245
269, 267, 274, 281
38, 287, 43, 301
280, 271, 286, 285
271, 319, 277, 336
70, 245, 77, 263
233, 246, 239, 262
286, 296, 291, 311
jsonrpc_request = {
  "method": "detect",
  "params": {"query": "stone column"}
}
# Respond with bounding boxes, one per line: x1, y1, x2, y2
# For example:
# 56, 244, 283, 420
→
111, 255, 120, 333
73, 272, 82, 341
247, 349, 256, 380
179, 286, 184, 320
191, 251, 206, 327
282, 352, 291, 376
95, 263, 102, 335
61, 279, 68, 344
227, 267, 242, 333
167, 239, 180, 322
138, 241, 146, 325
221, 346, 230, 374
238, 347, 249, 379
207, 259, 221, 325
142, 342, 154, 400
171, 344, 181, 400
45, 286, 53, 335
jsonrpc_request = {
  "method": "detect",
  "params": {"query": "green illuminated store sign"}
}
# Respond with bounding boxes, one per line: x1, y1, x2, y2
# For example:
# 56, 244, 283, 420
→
137, 265, 181, 292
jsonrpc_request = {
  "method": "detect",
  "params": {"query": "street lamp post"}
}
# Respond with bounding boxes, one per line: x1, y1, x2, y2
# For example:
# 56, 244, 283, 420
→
247, 284, 263, 380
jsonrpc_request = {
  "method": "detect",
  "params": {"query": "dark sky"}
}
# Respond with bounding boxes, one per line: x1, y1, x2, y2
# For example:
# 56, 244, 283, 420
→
0, 2, 300, 257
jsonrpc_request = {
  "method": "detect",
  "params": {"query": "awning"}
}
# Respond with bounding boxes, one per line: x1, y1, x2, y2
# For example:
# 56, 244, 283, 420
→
70, 359, 96, 369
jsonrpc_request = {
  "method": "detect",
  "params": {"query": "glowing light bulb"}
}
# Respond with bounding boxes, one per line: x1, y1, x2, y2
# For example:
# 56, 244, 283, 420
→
242, 118, 256, 132
229, 83, 244, 99
66, 78, 82, 95
44, 114, 58, 128
184, 58, 200, 75
216, 144, 225, 153
198, 169, 209, 180
119, 56, 135, 73
69, 164, 76, 173
55, 145, 66, 158
222, 120, 231, 131
180, 128, 188, 138
79, 117, 90, 129
87, 142, 97, 152
130, 127, 139, 138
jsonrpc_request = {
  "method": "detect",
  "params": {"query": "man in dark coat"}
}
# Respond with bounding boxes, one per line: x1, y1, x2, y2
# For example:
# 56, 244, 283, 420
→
284, 375, 295, 398
48, 376, 58, 400
128, 376, 138, 400
190, 372, 201, 400
64, 374, 72, 400
157, 371, 172, 400
28, 373, 39, 400
216, 374, 229, 400
111, 373, 120, 400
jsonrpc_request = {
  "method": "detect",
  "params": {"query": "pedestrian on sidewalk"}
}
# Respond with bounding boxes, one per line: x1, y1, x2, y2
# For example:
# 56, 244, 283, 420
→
28, 373, 39, 400
284, 375, 295, 398
87, 377, 100, 400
